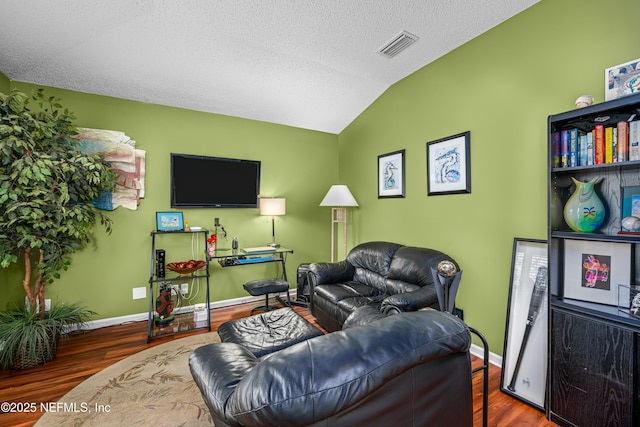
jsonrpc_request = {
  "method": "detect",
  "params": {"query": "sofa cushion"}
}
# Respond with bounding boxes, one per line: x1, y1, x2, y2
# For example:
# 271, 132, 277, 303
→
314, 281, 383, 304
346, 242, 402, 277
388, 246, 458, 287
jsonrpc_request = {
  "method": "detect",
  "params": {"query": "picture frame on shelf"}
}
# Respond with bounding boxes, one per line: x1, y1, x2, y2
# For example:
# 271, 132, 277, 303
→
605, 57, 640, 101
620, 185, 640, 233
156, 211, 184, 231
377, 149, 405, 198
563, 239, 632, 306
426, 131, 471, 196
501, 238, 548, 411
618, 284, 640, 319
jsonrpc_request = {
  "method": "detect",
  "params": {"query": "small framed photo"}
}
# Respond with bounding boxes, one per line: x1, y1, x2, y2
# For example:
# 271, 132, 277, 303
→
618, 284, 640, 319
605, 57, 640, 101
378, 149, 405, 198
563, 239, 632, 306
621, 186, 640, 231
426, 131, 471, 196
156, 211, 184, 231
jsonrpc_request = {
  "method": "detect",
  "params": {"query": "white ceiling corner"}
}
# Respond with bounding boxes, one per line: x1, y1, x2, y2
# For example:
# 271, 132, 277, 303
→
0, 0, 539, 134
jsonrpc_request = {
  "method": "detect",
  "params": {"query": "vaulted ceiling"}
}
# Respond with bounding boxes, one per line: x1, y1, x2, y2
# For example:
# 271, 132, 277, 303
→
0, 0, 539, 133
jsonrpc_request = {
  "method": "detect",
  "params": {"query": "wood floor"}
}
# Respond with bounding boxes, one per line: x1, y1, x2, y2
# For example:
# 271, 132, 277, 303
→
0, 302, 557, 427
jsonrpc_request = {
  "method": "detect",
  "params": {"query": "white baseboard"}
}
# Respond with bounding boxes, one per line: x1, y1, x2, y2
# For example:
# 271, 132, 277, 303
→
84, 292, 293, 331
470, 343, 502, 368
84, 291, 503, 370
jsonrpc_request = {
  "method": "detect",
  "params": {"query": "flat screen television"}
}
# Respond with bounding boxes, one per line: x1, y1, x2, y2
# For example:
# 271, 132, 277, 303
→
170, 153, 261, 208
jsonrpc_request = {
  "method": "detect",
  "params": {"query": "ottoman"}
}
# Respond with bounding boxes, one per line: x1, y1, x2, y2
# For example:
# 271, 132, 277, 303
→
217, 307, 323, 358
243, 278, 291, 315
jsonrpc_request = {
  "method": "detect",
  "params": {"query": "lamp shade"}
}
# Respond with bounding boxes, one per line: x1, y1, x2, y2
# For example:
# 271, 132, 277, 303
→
259, 198, 286, 216
319, 185, 359, 207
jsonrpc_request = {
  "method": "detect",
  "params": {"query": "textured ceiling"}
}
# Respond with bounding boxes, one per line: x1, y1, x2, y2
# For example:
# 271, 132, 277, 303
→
0, 0, 538, 134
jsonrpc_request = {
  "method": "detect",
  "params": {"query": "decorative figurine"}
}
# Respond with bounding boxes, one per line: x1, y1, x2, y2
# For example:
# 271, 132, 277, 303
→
431, 260, 462, 313
575, 95, 594, 108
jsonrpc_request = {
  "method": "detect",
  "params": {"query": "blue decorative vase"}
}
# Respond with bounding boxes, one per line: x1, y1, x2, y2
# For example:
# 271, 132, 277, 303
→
563, 177, 605, 233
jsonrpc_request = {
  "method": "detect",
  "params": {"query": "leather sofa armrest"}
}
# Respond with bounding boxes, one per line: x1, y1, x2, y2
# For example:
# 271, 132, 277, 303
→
189, 343, 259, 425
381, 285, 439, 314
309, 261, 354, 285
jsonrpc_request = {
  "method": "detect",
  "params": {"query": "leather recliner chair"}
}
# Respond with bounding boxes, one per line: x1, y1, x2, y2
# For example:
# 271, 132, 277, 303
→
309, 241, 459, 332
189, 310, 473, 427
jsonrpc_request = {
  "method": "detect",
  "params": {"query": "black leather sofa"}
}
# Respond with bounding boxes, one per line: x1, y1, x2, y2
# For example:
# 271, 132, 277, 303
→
309, 241, 459, 332
189, 309, 473, 427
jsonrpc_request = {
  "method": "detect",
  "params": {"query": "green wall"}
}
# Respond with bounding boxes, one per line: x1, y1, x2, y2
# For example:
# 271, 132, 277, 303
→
0, 84, 338, 319
339, 0, 640, 352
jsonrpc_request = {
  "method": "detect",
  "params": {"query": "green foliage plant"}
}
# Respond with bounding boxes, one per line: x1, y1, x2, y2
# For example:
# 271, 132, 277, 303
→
0, 89, 116, 319
0, 303, 95, 369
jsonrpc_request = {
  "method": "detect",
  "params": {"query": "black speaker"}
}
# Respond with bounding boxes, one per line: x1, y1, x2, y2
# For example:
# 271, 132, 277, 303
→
296, 263, 312, 306
155, 249, 166, 278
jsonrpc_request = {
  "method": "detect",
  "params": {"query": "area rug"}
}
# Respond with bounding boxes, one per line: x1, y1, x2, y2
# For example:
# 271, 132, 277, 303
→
35, 333, 220, 427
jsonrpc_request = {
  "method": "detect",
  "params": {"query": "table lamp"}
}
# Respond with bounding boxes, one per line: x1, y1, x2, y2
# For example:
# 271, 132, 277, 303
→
319, 185, 358, 262
260, 198, 286, 247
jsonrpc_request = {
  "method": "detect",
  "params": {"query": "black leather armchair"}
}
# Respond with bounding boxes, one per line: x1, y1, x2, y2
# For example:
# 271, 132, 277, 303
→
189, 310, 473, 427
309, 241, 459, 332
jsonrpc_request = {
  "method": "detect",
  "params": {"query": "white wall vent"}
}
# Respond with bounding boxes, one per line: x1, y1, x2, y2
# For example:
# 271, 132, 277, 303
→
378, 30, 419, 58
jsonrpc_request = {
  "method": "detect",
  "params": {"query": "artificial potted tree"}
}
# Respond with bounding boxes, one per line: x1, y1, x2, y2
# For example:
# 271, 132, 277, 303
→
0, 89, 116, 369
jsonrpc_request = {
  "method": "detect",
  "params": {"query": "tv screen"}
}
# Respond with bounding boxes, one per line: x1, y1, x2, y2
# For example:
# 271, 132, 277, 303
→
170, 153, 261, 208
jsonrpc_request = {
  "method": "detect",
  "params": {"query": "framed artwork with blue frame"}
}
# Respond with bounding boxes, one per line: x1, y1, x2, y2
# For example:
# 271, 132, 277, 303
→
156, 211, 184, 231
378, 149, 405, 198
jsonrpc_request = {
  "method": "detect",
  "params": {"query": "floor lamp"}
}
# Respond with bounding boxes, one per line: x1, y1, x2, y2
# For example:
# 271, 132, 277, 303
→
259, 198, 286, 247
319, 185, 358, 262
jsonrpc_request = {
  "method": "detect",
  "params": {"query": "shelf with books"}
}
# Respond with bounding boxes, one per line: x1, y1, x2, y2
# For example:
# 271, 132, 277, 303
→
547, 93, 640, 426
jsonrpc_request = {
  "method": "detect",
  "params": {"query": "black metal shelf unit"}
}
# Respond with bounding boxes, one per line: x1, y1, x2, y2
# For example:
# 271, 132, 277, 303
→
147, 230, 211, 342
547, 93, 640, 426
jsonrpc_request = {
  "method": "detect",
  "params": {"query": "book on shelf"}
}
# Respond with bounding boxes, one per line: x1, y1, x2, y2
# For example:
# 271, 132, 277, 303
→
579, 133, 588, 166
569, 128, 578, 167
630, 120, 640, 161
560, 130, 569, 167
594, 124, 605, 164
618, 121, 629, 161
552, 132, 560, 167
605, 126, 613, 164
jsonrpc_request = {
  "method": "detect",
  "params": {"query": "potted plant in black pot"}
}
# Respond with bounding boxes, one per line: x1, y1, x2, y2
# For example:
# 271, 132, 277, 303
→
0, 89, 116, 369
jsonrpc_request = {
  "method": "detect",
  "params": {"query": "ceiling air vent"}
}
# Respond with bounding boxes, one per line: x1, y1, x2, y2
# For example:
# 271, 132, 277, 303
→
378, 30, 419, 58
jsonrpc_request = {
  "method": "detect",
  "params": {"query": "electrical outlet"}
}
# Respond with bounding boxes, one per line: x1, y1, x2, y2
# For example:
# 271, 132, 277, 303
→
180, 283, 188, 295
171, 284, 180, 295
44, 299, 51, 311
132, 287, 146, 299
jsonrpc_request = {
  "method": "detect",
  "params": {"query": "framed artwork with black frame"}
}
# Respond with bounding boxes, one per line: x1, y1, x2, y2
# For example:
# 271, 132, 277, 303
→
156, 211, 184, 232
426, 131, 471, 195
501, 238, 548, 411
377, 149, 405, 198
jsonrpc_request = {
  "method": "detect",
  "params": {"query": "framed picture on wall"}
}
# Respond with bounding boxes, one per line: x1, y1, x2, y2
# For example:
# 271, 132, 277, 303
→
426, 131, 471, 196
378, 149, 405, 198
501, 238, 548, 411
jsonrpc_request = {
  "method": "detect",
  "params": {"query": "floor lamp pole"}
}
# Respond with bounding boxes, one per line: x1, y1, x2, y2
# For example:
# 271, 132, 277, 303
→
330, 207, 347, 262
